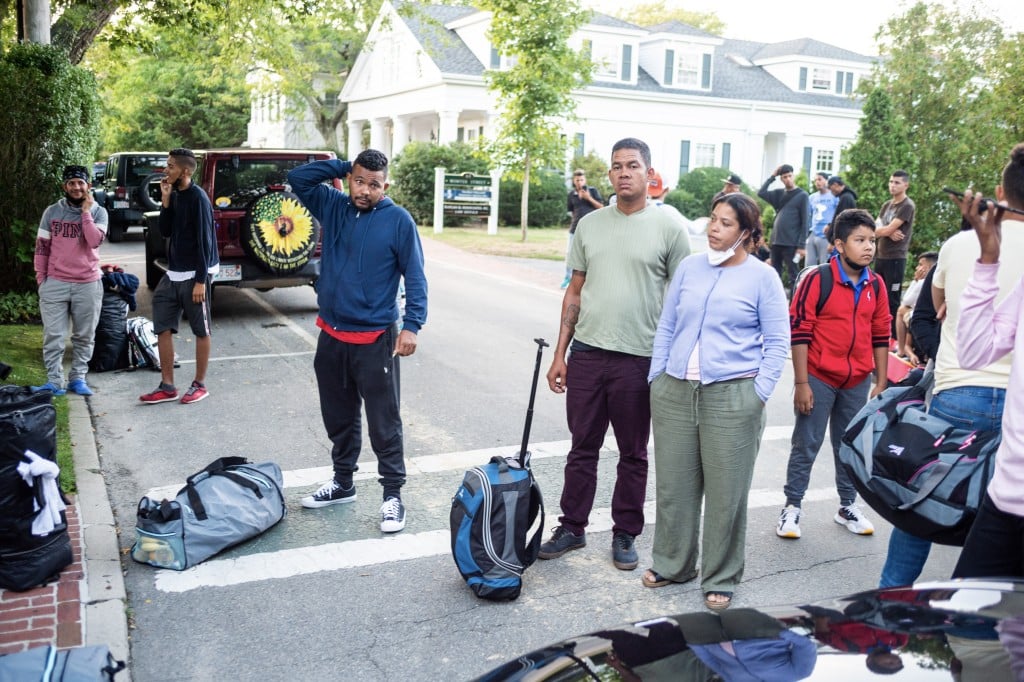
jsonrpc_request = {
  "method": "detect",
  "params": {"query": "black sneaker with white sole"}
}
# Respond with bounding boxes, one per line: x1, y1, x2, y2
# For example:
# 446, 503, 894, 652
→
301, 480, 356, 509
380, 497, 406, 533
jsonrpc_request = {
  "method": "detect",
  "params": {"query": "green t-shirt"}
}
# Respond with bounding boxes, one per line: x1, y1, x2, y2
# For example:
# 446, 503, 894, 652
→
568, 204, 691, 356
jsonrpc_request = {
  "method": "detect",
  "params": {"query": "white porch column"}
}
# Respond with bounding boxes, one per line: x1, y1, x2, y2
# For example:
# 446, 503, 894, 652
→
392, 116, 411, 157
437, 110, 461, 145
369, 117, 390, 155
347, 120, 363, 160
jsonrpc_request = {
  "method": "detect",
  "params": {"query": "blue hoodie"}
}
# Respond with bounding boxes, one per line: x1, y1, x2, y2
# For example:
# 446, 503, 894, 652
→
288, 159, 427, 333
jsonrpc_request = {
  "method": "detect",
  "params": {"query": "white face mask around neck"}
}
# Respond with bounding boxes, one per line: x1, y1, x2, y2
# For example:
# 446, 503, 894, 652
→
707, 234, 746, 266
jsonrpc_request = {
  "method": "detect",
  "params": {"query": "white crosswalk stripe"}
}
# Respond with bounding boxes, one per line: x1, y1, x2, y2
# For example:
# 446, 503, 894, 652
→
145, 425, 844, 594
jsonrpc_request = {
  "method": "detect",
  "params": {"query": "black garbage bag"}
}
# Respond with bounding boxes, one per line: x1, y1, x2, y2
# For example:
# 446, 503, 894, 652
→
89, 290, 130, 372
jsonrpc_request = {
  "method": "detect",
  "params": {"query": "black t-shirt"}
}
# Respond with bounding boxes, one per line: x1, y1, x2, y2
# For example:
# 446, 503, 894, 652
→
567, 187, 603, 233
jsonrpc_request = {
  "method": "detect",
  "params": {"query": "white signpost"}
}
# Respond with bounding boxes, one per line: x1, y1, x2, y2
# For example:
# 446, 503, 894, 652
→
432, 167, 501, 235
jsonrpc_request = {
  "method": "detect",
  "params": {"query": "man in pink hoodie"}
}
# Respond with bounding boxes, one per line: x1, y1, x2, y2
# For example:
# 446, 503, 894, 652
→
951, 142, 1024, 579
32, 165, 108, 396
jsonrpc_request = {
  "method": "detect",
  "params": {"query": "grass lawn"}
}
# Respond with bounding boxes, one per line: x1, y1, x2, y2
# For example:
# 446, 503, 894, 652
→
418, 224, 567, 261
1, 324, 74, 492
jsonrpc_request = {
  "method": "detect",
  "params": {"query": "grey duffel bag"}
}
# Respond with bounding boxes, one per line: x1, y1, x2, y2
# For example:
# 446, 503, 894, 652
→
131, 457, 285, 570
0, 644, 125, 681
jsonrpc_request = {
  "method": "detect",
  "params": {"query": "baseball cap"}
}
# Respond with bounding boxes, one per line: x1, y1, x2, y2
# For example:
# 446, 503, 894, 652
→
648, 173, 667, 198
721, 173, 742, 186
827, 175, 844, 187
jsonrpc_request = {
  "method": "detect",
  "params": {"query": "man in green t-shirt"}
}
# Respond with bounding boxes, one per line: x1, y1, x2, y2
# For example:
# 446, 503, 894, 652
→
541, 137, 691, 571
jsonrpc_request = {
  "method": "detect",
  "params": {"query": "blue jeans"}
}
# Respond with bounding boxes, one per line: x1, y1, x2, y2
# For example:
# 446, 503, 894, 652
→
879, 386, 1005, 587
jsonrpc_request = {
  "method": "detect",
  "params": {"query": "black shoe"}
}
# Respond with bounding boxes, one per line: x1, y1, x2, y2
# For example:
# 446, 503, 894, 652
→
538, 525, 586, 559
380, 497, 406, 533
301, 480, 356, 508
612, 531, 638, 570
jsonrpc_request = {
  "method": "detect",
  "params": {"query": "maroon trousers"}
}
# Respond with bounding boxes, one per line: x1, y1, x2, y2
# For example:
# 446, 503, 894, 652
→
558, 349, 652, 537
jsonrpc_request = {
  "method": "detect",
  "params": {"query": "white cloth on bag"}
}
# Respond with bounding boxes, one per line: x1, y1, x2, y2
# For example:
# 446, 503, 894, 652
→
15, 449, 66, 535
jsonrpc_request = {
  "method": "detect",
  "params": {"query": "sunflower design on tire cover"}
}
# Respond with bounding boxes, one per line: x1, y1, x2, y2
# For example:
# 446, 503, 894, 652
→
244, 191, 318, 273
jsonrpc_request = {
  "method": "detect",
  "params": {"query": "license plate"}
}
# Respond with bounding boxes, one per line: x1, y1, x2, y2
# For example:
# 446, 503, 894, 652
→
213, 265, 241, 282
113, 200, 129, 209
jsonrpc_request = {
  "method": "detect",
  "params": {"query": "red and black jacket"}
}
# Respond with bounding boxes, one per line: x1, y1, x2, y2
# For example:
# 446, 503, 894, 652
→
790, 257, 891, 388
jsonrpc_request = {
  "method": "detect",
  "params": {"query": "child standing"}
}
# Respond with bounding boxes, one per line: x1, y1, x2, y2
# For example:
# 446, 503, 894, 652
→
776, 208, 891, 539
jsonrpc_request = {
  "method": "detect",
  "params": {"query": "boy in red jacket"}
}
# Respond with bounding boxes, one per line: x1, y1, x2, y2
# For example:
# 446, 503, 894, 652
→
776, 208, 891, 539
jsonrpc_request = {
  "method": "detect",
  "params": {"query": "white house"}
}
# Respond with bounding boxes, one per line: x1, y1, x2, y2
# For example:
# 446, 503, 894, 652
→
258, 2, 876, 188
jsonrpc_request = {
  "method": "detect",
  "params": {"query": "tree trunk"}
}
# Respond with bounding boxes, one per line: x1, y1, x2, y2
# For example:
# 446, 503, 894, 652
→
520, 152, 530, 242
51, 0, 120, 65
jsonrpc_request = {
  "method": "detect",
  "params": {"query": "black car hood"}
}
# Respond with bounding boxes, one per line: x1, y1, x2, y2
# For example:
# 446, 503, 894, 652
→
474, 579, 1024, 681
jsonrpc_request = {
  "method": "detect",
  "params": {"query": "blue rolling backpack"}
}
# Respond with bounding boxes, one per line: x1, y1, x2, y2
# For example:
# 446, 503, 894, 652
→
450, 339, 547, 600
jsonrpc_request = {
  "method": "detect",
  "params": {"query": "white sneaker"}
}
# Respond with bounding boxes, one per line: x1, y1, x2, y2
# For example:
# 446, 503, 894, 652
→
835, 504, 874, 535
776, 505, 802, 538
380, 497, 406, 533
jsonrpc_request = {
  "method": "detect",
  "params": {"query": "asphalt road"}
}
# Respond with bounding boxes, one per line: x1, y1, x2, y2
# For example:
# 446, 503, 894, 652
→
89, 231, 961, 681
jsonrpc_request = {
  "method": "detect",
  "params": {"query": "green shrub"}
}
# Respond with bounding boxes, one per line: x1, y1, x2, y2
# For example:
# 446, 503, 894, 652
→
499, 170, 568, 227
0, 44, 101, 295
0, 291, 40, 324
389, 141, 490, 224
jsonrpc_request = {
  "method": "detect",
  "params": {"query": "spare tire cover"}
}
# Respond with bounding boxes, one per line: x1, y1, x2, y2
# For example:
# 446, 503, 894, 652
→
241, 191, 320, 274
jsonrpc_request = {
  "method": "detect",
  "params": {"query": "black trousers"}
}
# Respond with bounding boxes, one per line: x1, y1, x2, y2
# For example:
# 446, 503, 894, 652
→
770, 244, 799, 291
874, 257, 906, 337
314, 324, 405, 498
953, 494, 1024, 579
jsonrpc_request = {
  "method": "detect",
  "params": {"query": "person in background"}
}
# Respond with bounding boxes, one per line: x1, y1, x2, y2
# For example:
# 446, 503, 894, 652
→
777, 208, 890, 541
894, 252, 938, 364
807, 172, 838, 266
875, 170, 916, 337
32, 165, 108, 396
644, 192, 788, 612
541, 137, 690, 573
712, 172, 743, 206
758, 164, 809, 293
825, 176, 858, 245
139, 148, 218, 406
563, 169, 604, 289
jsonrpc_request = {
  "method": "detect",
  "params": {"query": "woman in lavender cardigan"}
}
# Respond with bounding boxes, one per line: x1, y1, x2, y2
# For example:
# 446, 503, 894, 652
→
643, 193, 790, 611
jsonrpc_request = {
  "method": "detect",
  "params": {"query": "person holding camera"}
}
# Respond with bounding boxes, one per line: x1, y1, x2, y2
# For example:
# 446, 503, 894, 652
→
563, 169, 604, 289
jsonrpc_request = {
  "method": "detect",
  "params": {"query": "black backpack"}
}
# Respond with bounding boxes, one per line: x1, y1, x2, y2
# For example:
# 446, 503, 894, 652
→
795, 262, 881, 315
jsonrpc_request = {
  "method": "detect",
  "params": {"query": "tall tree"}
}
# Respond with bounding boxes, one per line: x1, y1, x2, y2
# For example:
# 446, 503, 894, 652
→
481, 0, 592, 239
614, 1, 723, 34
89, 29, 249, 153
861, 1, 1004, 252
842, 87, 912, 222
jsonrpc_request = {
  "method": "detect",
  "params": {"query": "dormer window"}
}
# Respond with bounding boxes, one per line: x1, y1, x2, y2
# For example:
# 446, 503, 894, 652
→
663, 48, 712, 89
811, 67, 831, 91
584, 39, 633, 82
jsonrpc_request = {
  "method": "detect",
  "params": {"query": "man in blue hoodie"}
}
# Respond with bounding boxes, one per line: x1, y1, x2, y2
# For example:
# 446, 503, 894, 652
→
288, 149, 427, 533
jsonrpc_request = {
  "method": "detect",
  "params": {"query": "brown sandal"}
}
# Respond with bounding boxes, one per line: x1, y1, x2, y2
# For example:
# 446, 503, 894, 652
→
704, 591, 733, 611
642, 569, 671, 588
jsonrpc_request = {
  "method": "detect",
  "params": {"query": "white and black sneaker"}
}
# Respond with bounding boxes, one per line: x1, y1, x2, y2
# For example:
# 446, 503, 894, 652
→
301, 480, 356, 509
776, 505, 802, 539
380, 497, 406, 533
835, 504, 874, 535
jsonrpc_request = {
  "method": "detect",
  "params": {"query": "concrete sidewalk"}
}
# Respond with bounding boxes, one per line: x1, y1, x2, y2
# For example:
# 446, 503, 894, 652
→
0, 396, 131, 677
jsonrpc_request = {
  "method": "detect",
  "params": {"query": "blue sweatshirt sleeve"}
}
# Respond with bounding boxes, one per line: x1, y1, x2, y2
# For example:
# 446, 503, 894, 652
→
288, 159, 353, 221
396, 210, 427, 334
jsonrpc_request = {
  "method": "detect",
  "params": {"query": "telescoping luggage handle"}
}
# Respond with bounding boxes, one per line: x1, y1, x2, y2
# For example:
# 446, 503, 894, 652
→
513, 338, 549, 470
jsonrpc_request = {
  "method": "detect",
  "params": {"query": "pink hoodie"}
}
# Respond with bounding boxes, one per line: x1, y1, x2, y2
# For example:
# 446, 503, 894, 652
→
34, 199, 107, 285
958, 260, 1024, 516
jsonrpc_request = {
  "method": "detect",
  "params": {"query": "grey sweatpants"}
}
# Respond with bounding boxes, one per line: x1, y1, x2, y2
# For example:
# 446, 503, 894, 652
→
38, 278, 103, 387
783, 374, 871, 507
